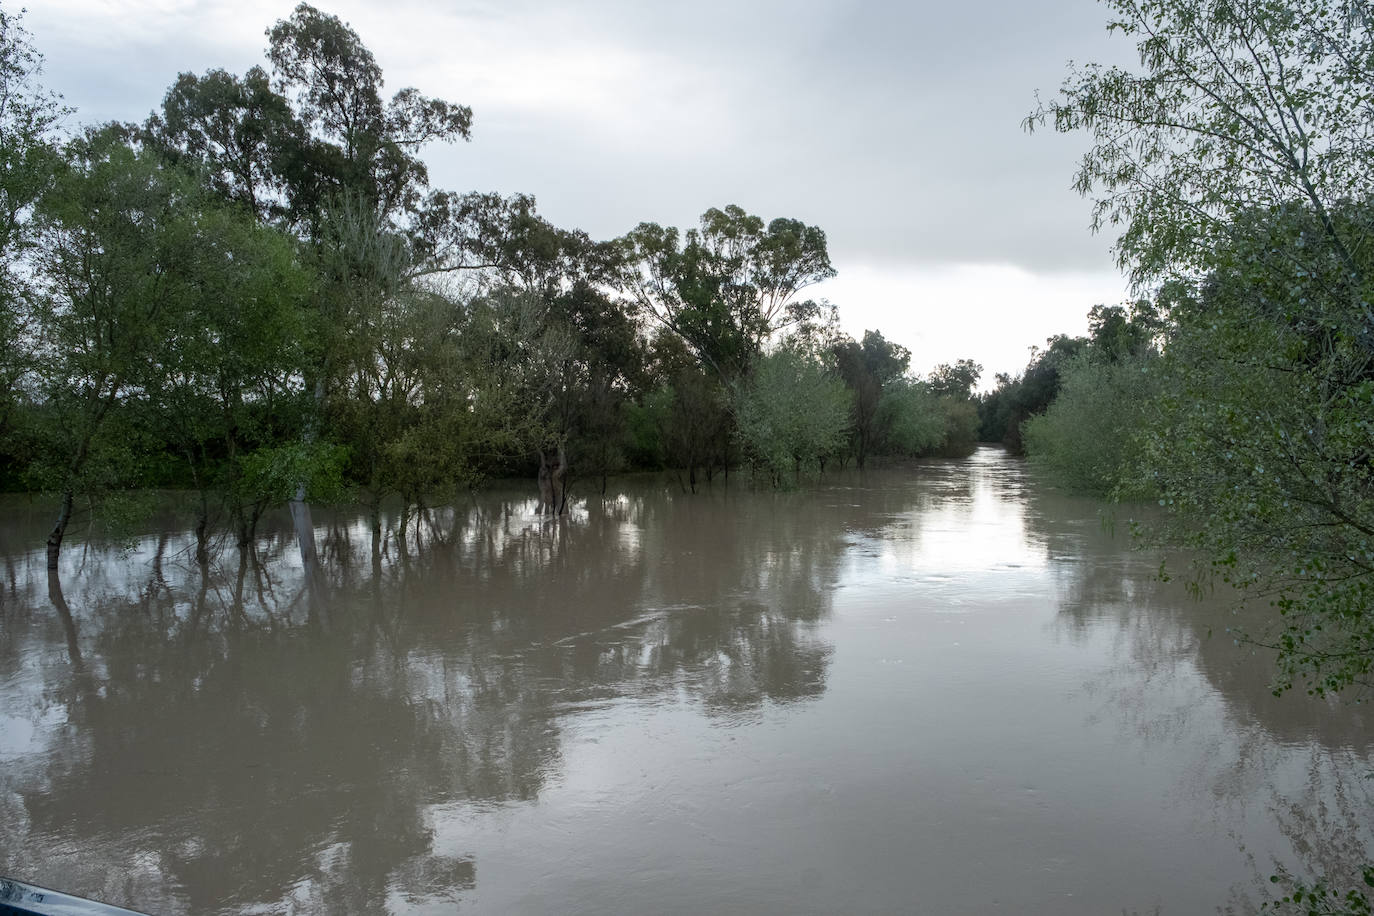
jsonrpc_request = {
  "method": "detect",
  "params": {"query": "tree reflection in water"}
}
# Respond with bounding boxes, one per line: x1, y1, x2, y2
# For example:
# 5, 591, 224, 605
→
0, 477, 854, 914
6, 455, 1367, 914
1026, 481, 1373, 912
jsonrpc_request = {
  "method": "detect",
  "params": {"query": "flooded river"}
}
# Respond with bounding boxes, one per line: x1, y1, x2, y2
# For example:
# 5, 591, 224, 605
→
1, 447, 1369, 914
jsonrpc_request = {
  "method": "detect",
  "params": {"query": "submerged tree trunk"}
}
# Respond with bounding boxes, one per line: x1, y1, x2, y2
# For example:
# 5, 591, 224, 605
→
537, 450, 553, 514
537, 446, 570, 515
236, 502, 263, 551
194, 488, 211, 567
290, 483, 318, 572
397, 499, 411, 549
47, 567, 82, 668
551, 444, 568, 516
46, 489, 74, 571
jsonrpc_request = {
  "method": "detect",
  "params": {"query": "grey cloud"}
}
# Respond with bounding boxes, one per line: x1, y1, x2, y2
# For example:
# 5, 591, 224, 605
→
31, 0, 1132, 274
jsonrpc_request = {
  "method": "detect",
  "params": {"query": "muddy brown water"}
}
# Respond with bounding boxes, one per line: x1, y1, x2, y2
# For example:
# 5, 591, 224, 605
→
0, 447, 1369, 914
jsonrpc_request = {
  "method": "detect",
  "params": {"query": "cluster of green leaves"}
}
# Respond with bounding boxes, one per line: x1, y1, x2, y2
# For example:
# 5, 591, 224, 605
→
1016, 301, 1164, 496
1262, 867, 1374, 915
734, 340, 851, 486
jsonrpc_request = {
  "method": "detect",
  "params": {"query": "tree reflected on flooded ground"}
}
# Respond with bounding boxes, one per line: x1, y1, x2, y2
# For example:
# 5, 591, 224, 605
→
1026, 483, 1372, 912
0, 477, 851, 914
0, 451, 1369, 914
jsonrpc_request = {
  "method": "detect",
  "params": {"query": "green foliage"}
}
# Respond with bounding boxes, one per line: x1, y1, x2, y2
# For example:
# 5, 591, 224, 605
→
1, 0, 970, 562
1132, 209, 1374, 695
874, 379, 946, 457
0, 5, 65, 440
935, 396, 981, 458
978, 335, 1087, 451
832, 330, 911, 467
619, 204, 835, 379
265, 2, 471, 224
236, 441, 350, 506
1027, 0, 1374, 287
31, 132, 207, 507
1022, 350, 1160, 496
624, 388, 672, 469
734, 341, 850, 485
1263, 867, 1374, 915
1036, 0, 1374, 697
927, 359, 982, 399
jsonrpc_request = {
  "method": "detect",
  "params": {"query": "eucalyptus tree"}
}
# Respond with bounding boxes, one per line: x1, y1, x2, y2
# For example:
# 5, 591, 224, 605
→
433, 191, 639, 507
265, 3, 472, 232
141, 3, 478, 558
618, 205, 835, 381
143, 65, 301, 222
1032, 0, 1374, 701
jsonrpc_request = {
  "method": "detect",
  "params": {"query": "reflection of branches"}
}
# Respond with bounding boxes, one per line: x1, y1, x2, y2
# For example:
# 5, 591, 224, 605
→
0, 473, 868, 913
1025, 478, 1374, 916
1224, 749, 1374, 915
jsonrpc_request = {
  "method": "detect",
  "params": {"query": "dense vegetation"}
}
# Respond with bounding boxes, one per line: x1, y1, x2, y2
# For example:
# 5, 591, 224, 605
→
0, 4, 984, 569
989, 0, 1374, 707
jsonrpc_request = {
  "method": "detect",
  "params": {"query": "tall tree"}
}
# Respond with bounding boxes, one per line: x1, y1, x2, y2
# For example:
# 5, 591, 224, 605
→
148, 203, 311, 563
266, 3, 472, 230
32, 130, 203, 567
1033, 0, 1374, 702
144, 66, 302, 221
618, 205, 835, 379
831, 330, 910, 468
0, 6, 66, 439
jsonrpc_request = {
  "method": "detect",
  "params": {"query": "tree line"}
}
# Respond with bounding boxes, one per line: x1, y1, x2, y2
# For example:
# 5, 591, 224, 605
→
0, 4, 983, 570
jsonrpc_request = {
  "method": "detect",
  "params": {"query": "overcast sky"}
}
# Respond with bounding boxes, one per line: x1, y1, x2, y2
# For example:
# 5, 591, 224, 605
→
28, 0, 1139, 384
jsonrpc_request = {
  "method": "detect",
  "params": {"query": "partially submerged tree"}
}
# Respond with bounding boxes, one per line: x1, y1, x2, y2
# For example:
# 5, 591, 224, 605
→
1032, 0, 1374, 699
0, 6, 66, 441
735, 340, 851, 485
832, 330, 910, 468
32, 130, 201, 567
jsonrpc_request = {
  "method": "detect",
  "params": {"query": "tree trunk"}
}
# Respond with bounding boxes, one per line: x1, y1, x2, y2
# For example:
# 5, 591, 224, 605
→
233, 548, 249, 624
289, 483, 318, 571
46, 489, 74, 571
194, 489, 210, 567
551, 444, 569, 515
369, 496, 383, 560
537, 450, 554, 514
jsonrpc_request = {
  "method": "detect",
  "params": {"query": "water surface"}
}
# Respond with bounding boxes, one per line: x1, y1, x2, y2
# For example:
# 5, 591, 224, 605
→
1, 447, 1369, 914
